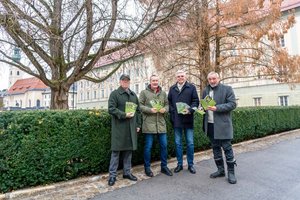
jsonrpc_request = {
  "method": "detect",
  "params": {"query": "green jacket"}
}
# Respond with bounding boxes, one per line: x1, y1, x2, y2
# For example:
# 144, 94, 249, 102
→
108, 86, 141, 151
139, 85, 169, 134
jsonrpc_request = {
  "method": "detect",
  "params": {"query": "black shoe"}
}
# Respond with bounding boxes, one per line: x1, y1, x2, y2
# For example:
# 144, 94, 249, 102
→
161, 167, 173, 176
188, 166, 196, 174
174, 165, 183, 173
145, 168, 153, 177
123, 174, 138, 181
108, 177, 116, 186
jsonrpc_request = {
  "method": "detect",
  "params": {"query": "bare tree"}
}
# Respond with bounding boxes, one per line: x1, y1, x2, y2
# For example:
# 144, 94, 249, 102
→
0, 0, 185, 109
147, 0, 300, 91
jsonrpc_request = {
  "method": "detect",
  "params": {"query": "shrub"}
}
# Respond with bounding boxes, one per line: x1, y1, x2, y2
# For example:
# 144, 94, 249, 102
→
0, 106, 299, 193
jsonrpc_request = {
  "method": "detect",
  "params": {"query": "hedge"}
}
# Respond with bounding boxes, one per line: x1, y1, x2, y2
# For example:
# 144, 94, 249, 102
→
0, 106, 300, 193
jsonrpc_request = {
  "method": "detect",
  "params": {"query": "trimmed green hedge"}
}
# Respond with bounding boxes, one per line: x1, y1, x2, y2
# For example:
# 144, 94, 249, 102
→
0, 106, 300, 193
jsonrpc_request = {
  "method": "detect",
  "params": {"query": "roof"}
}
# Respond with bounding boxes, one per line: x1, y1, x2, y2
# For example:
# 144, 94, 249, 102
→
7, 77, 48, 95
281, 0, 300, 12
92, 0, 300, 69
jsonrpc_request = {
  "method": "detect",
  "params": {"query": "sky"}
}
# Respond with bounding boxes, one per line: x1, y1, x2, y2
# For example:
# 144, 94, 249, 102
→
0, 65, 9, 90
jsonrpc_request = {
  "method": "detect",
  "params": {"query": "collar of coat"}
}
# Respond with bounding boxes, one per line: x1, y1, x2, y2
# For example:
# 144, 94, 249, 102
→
117, 86, 135, 95
146, 84, 162, 94
171, 81, 191, 92
205, 83, 222, 93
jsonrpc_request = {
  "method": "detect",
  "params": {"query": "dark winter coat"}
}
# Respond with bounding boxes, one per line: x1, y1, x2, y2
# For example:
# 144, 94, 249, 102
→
139, 85, 169, 134
168, 81, 199, 128
202, 83, 236, 140
108, 86, 141, 151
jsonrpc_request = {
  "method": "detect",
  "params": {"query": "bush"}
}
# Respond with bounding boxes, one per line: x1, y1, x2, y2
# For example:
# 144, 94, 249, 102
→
0, 106, 300, 193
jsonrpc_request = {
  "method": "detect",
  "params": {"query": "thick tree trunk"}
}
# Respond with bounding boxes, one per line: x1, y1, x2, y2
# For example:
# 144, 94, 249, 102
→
50, 86, 69, 110
198, 0, 211, 93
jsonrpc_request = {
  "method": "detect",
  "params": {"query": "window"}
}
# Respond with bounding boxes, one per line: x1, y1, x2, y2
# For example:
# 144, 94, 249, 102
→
80, 93, 83, 100
135, 84, 139, 94
94, 91, 97, 99
36, 100, 40, 108
279, 96, 288, 106
17, 71, 20, 75
135, 68, 140, 76
253, 97, 262, 106
101, 89, 104, 98
29, 100, 31, 107
280, 36, 285, 47
87, 92, 90, 100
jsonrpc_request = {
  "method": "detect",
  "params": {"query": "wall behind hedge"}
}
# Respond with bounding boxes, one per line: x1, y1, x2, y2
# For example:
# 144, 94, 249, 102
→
0, 106, 300, 193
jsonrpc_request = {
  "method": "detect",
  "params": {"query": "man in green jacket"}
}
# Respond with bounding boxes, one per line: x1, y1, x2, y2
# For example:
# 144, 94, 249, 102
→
139, 74, 173, 177
107, 74, 141, 186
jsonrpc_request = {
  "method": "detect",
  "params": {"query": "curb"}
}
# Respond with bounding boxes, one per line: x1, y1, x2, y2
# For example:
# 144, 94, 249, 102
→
1, 129, 300, 200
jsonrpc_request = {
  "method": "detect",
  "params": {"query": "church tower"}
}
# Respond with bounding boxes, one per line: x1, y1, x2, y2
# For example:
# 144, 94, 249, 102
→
8, 47, 23, 88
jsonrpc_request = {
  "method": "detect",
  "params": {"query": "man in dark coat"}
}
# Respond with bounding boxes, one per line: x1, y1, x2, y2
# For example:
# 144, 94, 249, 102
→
107, 74, 141, 186
168, 70, 199, 174
202, 71, 237, 184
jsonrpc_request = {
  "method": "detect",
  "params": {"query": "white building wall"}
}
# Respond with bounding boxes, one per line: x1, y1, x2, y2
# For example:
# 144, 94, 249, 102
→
76, 54, 157, 109
233, 83, 300, 107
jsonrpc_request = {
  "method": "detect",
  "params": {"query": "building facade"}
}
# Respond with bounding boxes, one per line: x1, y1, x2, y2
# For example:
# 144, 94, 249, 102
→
76, 54, 159, 109
4, 77, 48, 110
225, 2, 300, 107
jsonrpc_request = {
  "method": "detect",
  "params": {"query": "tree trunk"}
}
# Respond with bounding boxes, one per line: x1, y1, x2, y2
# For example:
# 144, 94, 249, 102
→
50, 86, 69, 110
199, 0, 210, 93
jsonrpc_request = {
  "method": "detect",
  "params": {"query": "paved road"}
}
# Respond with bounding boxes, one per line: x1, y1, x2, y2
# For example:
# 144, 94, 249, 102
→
92, 137, 300, 200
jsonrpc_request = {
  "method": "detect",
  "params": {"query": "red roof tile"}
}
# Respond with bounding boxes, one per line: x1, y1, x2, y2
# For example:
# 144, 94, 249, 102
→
7, 77, 48, 95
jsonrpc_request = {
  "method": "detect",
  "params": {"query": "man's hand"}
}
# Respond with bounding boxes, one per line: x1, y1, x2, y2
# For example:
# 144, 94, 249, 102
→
126, 112, 134, 118
182, 108, 190, 115
207, 106, 217, 111
159, 108, 166, 113
136, 127, 140, 133
151, 108, 158, 113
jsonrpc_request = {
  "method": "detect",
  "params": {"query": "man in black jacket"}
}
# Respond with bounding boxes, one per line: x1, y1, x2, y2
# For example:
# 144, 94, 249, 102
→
168, 70, 199, 174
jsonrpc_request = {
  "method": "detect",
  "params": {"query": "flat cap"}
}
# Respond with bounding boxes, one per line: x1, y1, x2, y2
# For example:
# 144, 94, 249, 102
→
120, 74, 130, 80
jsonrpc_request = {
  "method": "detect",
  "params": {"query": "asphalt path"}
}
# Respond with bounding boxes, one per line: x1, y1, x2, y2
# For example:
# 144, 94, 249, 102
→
92, 137, 300, 200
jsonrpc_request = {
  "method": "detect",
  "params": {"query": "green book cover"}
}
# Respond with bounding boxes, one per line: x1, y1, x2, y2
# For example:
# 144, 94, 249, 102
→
200, 95, 216, 110
150, 99, 164, 110
125, 102, 137, 114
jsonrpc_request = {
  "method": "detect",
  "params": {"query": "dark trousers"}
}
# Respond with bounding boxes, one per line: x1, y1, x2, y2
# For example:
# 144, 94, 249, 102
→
207, 123, 234, 161
109, 150, 132, 178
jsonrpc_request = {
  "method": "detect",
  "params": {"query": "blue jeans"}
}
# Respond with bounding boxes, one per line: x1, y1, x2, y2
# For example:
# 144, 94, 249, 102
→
174, 128, 194, 167
144, 133, 168, 169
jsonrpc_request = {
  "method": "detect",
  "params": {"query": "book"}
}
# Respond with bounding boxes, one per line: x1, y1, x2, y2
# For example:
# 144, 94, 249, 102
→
192, 107, 206, 115
176, 102, 190, 114
200, 95, 216, 110
125, 102, 137, 114
149, 99, 164, 111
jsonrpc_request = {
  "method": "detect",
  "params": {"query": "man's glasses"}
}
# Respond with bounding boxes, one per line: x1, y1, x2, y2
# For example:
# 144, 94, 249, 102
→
177, 75, 184, 78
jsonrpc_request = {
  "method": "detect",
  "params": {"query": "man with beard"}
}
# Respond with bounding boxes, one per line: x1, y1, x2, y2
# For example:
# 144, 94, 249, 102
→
202, 71, 237, 184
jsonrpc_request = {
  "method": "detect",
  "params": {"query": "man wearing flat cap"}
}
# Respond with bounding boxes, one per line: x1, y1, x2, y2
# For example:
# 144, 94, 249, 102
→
107, 74, 141, 186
